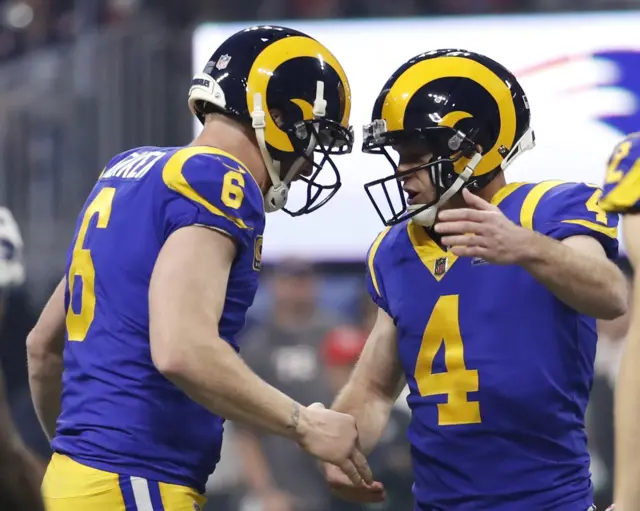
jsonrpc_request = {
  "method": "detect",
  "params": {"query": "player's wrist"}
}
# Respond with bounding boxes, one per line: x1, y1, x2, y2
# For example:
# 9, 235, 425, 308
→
513, 227, 544, 266
285, 401, 309, 442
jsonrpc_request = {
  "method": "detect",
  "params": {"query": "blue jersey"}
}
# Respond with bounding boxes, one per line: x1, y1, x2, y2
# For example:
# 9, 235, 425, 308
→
600, 131, 640, 213
366, 181, 619, 511
52, 146, 265, 493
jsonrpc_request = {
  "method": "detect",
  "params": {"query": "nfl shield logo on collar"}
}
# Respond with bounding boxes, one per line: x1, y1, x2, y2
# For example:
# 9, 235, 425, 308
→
434, 257, 448, 276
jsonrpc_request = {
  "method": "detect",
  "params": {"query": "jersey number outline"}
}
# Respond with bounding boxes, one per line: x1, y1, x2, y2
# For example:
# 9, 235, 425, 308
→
605, 140, 631, 185
586, 188, 608, 225
66, 187, 116, 342
222, 170, 245, 209
415, 294, 481, 426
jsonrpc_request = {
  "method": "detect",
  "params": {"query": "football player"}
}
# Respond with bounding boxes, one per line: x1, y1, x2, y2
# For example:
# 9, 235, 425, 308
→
322, 49, 629, 510
0, 207, 44, 511
26, 25, 372, 510
599, 132, 640, 510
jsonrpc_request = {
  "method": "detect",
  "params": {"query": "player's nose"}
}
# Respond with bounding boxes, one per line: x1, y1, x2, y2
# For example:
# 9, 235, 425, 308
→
397, 166, 416, 180
396, 160, 421, 175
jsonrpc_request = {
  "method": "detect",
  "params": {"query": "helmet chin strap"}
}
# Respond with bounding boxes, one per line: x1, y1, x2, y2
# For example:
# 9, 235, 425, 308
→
251, 82, 327, 213
411, 127, 536, 227
410, 152, 483, 227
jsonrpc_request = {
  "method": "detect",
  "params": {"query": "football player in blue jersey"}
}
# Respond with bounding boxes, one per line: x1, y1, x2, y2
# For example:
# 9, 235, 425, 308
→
0, 207, 44, 511
26, 25, 374, 510
598, 132, 640, 511
321, 49, 629, 510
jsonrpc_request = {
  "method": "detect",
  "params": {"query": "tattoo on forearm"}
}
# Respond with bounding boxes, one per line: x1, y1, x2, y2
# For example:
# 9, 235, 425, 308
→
288, 402, 301, 432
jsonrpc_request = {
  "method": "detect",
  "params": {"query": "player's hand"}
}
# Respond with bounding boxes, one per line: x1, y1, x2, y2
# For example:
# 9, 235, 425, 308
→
322, 461, 386, 503
297, 403, 374, 488
435, 188, 532, 265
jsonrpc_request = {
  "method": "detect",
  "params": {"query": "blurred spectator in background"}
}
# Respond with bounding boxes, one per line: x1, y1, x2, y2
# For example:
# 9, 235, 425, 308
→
0, 205, 45, 509
204, 423, 244, 511
0, 206, 48, 484
321, 324, 413, 511
0, 206, 25, 301
0, 208, 50, 468
589, 258, 634, 510
235, 260, 338, 511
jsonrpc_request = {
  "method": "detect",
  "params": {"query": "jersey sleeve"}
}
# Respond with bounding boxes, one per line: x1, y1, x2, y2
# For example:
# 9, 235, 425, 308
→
600, 133, 640, 214
532, 182, 619, 259
365, 227, 392, 315
162, 147, 264, 248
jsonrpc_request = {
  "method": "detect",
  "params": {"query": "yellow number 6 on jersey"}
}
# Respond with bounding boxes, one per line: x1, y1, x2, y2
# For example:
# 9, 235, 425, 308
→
222, 170, 245, 209
415, 294, 481, 426
66, 187, 115, 342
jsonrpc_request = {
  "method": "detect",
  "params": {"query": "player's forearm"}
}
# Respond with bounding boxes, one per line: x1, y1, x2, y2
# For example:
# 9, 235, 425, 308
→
156, 336, 306, 440
26, 278, 66, 440
332, 380, 394, 455
613, 272, 640, 507
27, 340, 63, 440
519, 231, 627, 319
332, 307, 403, 454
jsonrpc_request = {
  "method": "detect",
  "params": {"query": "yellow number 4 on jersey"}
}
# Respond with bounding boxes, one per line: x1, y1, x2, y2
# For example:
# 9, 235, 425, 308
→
415, 294, 482, 426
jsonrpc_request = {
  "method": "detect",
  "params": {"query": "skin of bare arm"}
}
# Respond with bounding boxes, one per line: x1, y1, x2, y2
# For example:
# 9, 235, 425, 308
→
321, 306, 405, 503
149, 225, 373, 485
612, 214, 640, 510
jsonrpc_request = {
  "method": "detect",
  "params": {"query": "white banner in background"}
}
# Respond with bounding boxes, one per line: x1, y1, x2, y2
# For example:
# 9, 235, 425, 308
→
193, 12, 640, 261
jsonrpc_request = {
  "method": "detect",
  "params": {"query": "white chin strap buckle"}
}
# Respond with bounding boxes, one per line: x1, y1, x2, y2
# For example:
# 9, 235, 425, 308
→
250, 81, 328, 214
265, 184, 289, 213
411, 152, 483, 227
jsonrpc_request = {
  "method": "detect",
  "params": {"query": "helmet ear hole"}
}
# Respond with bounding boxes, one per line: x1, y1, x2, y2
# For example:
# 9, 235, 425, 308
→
188, 73, 227, 124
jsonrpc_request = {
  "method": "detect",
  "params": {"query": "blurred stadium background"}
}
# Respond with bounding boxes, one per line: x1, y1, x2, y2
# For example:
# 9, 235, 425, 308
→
0, 1, 638, 510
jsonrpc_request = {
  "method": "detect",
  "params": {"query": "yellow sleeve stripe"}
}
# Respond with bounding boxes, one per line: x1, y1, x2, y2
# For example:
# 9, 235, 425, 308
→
489, 182, 528, 207
162, 146, 250, 230
600, 159, 640, 211
561, 219, 618, 238
367, 227, 392, 297
520, 180, 565, 230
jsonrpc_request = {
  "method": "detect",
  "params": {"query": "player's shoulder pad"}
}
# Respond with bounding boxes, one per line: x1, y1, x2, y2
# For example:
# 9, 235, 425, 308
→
600, 131, 640, 213
528, 180, 619, 256
162, 146, 264, 241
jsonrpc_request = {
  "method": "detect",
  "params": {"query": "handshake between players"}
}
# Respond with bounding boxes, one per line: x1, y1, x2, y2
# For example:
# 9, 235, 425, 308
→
296, 402, 373, 488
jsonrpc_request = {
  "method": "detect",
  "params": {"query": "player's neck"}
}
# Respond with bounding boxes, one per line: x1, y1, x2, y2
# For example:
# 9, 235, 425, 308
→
192, 115, 270, 192
480, 172, 507, 203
